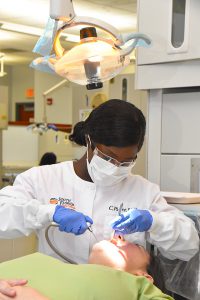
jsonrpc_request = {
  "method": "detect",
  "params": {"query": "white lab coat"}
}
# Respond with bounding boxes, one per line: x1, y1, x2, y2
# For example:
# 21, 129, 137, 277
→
0, 161, 198, 263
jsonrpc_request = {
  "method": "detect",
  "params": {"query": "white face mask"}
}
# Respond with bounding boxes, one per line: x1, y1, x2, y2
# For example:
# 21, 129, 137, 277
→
87, 153, 134, 187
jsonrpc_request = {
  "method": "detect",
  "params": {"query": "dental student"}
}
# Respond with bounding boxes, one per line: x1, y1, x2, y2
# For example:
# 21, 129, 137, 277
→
0, 99, 198, 263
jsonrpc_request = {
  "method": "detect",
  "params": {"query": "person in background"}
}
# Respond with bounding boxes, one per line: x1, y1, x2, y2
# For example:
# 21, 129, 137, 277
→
0, 99, 198, 264
39, 152, 57, 166
0, 239, 174, 299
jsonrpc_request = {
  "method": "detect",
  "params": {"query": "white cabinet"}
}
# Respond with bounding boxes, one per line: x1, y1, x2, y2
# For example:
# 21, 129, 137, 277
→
161, 90, 200, 153
136, 60, 200, 90
136, 0, 200, 89
137, 0, 200, 65
160, 90, 200, 192
147, 89, 200, 193
160, 154, 200, 192
137, 1, 200, 193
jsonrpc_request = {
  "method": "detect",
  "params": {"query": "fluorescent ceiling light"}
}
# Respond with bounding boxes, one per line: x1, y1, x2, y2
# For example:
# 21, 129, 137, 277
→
0, 73, 7, 77
0, 30, 16, 41
76, 2, 137, 31
0, 53, 7, 77
0, 0, 49, 26
0, 0, 135, 32
0, 21, 79, 43
0, 22, 43, 36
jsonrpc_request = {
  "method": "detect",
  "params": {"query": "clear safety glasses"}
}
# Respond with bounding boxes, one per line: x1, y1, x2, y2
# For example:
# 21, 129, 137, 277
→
94, 147, 137, 167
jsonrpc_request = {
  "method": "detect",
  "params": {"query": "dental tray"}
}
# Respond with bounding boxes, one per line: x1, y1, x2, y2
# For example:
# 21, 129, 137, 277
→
161, 191, 200, 204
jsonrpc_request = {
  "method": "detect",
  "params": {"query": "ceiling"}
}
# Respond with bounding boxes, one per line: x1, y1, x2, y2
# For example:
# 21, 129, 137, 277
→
0, 0, 137, 66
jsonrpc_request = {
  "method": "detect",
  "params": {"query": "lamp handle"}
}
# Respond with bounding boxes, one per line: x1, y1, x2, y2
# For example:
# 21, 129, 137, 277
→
53, 15, 124, 57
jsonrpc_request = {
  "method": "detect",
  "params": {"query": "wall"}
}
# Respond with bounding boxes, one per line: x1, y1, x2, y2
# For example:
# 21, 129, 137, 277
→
72, 81, 110, 125
0, 66, 12, 119
1, 63, 147, 178
38, 131, 74, 163
121, 62, 135, 75
109, 73, 148, 177
0, 66, 11, 86
34, 70, 73, 161
10, 65, 34, 121
0, 234, 37, 263
0, 130, 2, 187
0, 66, 38, 260
2, 125, 38, 167
34, 71, 72, 124
2, 65, 73, 124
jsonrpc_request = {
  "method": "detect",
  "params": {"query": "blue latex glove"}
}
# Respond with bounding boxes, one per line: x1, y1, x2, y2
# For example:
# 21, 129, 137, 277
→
110, 209, 153, 234
53, 205, 93, 235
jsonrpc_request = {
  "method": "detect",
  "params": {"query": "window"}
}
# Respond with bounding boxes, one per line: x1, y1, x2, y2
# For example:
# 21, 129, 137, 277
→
171, 0, 186, 48
122, 78, 128, 101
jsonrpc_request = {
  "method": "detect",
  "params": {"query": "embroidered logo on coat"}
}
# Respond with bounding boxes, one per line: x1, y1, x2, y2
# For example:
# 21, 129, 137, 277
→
50, 197, 76, 210
109, 205, 131, 213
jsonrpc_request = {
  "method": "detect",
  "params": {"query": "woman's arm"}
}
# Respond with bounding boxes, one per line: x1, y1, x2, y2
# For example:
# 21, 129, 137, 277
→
0, 286, 49, 300
0, 168, 55, 238
148, 187, 199, 261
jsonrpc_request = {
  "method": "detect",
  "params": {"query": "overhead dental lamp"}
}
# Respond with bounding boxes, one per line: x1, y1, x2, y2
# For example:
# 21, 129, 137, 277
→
53, 26, 131, 90
32, 0, 151, 90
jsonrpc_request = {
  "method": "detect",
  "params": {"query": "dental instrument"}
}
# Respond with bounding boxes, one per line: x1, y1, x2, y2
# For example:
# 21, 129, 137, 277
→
45, 223, 78, 264
45, 222, 97, 263
87, 224, 98, 242
111, 203, 124, 241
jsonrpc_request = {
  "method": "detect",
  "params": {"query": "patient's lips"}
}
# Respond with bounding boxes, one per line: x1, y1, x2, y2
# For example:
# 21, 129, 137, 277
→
110, 234, 125, 245
110, 238, 118, 245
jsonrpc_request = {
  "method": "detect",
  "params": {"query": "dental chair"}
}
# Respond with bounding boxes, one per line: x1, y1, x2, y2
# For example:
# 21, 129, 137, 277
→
149, 213, 200, 300
0, 251, 173, 300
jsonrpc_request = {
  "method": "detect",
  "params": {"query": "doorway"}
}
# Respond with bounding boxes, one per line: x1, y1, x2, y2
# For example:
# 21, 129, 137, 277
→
16, 102, 34, 122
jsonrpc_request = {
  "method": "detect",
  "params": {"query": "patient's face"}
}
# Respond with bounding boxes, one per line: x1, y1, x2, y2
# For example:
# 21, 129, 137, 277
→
89, 239, 150, 273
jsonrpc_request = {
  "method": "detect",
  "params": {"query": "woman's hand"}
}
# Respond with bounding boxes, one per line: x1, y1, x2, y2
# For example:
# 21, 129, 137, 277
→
53, 205, 93, 235
0, 279, 27, 298
0, 286, 49, 300
110, 209, 153, 234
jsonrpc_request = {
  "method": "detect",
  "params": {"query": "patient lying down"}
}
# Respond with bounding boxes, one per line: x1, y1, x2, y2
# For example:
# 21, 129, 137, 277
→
0, 239, 173, 300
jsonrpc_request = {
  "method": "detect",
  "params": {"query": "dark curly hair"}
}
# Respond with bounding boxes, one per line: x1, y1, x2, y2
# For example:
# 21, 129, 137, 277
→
39, 152, 57, 166
69, 99, 146, 151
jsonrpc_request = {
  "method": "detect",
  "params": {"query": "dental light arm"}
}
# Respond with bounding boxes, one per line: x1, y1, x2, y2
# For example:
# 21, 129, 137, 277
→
27, 79, 69, 135
50, 0, 123, 42
50, 0, 76, 22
